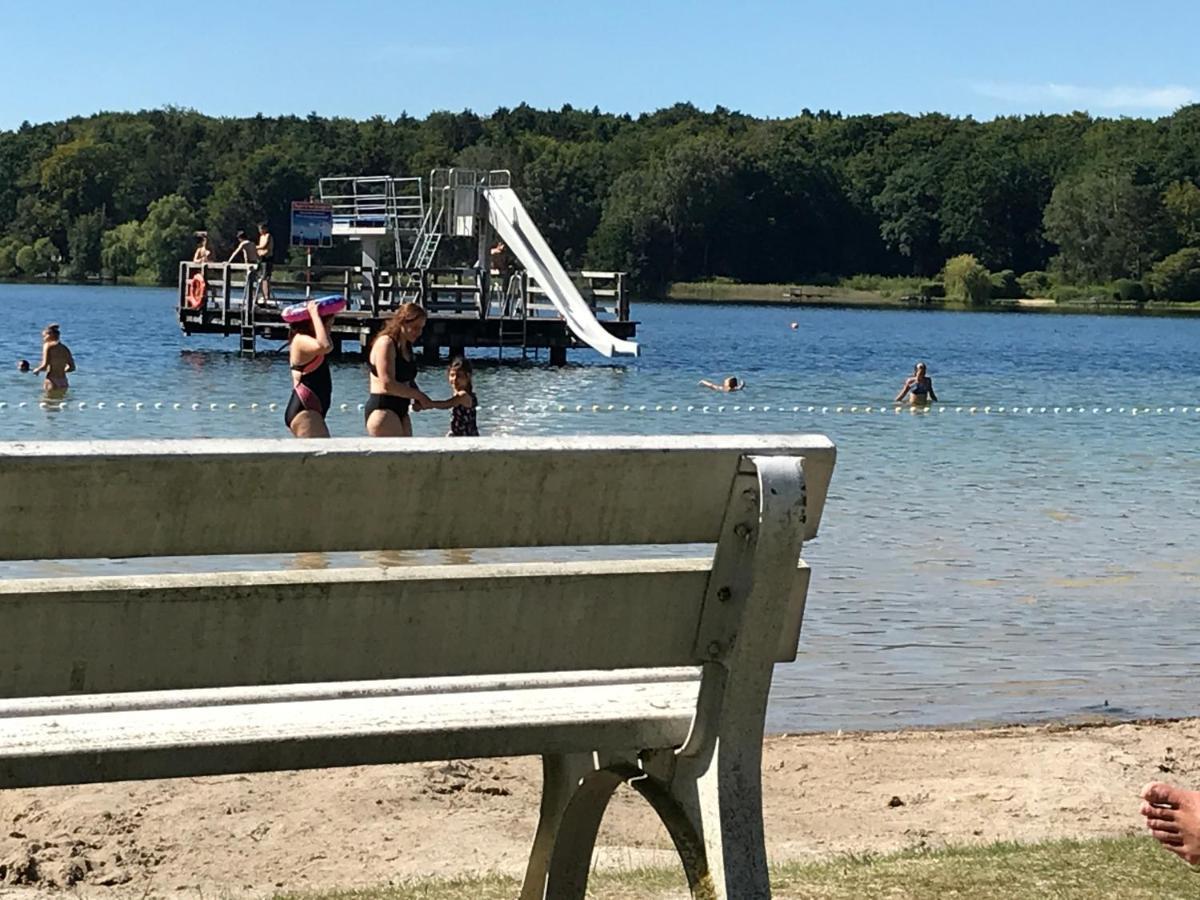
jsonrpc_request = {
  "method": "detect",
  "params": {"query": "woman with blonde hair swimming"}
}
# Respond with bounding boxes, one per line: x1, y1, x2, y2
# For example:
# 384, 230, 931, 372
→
365, 303, 432, 437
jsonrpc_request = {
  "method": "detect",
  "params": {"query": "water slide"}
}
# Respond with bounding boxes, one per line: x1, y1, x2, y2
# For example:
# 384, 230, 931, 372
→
483, 187, 639, 357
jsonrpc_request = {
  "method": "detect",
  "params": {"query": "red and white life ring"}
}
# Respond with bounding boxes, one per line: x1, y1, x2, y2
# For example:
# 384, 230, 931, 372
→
187, 274, 206, 309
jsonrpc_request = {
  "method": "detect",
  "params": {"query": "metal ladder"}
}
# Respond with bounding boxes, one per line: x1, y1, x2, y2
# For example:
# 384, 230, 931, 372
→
239, 283, 256, 356
410, 231, 442, 269
496, 273, 528, 360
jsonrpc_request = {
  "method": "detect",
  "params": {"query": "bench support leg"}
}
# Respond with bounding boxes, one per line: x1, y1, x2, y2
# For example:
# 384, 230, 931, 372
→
526, 454, 808, 900
519, 753, 594, 900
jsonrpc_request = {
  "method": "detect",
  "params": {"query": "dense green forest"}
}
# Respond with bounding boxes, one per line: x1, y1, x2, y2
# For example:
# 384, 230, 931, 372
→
2, 102, 1200, 299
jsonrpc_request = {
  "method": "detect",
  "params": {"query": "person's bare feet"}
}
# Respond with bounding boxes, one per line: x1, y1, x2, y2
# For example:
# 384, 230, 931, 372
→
1140, 782, 1200, 865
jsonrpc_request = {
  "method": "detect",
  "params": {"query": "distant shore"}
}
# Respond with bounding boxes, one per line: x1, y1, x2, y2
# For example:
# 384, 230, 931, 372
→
660, 281, 1200, 315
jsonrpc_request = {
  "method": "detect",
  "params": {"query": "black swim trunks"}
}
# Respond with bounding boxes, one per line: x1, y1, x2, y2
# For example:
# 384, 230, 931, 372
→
365, 392, 410, 422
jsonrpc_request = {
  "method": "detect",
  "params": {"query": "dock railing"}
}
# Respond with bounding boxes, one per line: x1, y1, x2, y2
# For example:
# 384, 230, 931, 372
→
179, 261, 628, 324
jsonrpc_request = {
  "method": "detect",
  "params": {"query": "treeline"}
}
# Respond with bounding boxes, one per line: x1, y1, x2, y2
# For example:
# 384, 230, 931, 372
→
1, 103, 1200, 298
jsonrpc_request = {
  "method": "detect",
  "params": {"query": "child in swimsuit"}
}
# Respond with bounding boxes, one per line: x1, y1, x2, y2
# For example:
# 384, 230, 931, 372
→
429, 357, 479, 436
285, 301, 334, 438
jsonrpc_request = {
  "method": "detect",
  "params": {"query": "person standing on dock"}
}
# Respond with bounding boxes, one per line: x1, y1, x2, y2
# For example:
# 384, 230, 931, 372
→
192, 234, 212, 265
226, 230, 260, 307
256, 222, 275, 304
490, 241, 514, 310
227, 230, 259, 265
364, 303, 432, 438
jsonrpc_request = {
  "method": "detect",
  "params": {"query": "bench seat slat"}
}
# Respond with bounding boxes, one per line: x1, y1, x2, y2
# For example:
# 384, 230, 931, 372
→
0, 677, 699, 789
0, 560, 716, 697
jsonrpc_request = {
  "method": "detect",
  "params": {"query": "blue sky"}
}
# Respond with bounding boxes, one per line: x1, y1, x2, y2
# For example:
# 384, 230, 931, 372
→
1, 0, 1196, 129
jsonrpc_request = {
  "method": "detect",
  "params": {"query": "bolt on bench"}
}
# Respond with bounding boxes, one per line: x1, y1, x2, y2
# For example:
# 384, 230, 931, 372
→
0, 435, 835, 900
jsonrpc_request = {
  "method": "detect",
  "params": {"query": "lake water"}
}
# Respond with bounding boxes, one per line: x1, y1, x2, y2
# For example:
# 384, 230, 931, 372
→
2, 282, 1199, 733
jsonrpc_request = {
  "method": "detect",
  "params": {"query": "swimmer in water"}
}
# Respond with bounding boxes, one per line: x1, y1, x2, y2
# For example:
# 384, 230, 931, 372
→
700, 376, 744, 393
895, 361, 937, 406
17, 359, 30, 372
32, 324, 75, 395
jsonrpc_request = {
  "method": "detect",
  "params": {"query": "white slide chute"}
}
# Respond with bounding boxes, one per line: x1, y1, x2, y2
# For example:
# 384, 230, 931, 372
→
483, 187, 639, 357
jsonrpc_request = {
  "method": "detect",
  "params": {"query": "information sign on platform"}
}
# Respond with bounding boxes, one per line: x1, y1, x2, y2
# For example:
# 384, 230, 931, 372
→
290, 201, 334, 248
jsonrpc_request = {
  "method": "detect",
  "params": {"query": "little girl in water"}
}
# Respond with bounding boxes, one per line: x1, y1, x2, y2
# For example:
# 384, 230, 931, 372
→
430, 357, 479, 436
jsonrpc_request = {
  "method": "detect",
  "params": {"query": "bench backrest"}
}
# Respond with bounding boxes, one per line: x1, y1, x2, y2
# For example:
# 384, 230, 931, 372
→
0, 436, 835, 699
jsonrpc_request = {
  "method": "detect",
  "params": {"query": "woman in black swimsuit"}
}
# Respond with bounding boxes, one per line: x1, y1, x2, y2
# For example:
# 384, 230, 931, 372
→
365, 302, 432, 437
285, 301, 335, 438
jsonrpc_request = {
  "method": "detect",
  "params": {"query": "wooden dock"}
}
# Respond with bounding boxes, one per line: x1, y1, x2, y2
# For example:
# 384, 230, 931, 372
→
178, 262, 636, 365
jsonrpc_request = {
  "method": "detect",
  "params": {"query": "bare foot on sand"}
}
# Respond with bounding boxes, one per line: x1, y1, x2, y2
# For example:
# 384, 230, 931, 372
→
1140, 782, 1200, 865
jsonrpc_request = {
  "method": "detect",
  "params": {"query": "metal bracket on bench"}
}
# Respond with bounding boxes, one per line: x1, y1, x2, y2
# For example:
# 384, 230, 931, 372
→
678, 454, 807, 760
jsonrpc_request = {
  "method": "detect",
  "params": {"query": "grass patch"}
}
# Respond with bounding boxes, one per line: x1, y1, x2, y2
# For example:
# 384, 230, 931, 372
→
273, 836, 1197, 899
838, 274, 927, 297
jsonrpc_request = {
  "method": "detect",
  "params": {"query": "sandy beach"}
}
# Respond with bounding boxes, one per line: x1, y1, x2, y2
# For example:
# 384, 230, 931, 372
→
1, 717, 1195, 897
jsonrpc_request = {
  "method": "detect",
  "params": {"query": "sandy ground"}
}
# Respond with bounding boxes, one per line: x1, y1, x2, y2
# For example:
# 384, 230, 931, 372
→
1, 718, 1196, 897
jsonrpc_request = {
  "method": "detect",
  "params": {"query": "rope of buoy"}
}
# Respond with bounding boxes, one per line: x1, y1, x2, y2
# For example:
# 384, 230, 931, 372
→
5, 401, 1198, 417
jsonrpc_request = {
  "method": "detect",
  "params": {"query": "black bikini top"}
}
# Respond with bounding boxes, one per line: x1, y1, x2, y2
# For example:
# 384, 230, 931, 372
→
369, 337, 417, 383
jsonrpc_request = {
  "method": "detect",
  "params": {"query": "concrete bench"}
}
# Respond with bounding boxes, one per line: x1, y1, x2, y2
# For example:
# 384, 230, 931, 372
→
0, 435, 835, 899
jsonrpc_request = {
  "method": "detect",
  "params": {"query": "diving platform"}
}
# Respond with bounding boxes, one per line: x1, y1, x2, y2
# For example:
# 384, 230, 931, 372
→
177, 169, 637, 364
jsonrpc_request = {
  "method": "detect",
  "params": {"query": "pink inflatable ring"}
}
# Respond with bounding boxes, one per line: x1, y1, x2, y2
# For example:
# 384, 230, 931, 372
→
281, 296, 347, 323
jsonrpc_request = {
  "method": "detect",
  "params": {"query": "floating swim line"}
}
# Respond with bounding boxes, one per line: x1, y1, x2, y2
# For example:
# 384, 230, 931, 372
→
3, 401, 1200, 417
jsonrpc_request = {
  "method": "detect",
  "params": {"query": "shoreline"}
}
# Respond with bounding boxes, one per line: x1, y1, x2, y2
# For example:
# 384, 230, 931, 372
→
2, 716, 1193, 897
661, 282, 1200, 316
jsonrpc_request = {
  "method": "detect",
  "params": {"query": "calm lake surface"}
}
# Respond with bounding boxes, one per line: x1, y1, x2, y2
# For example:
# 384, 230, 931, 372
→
2, 283, 1199, 733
